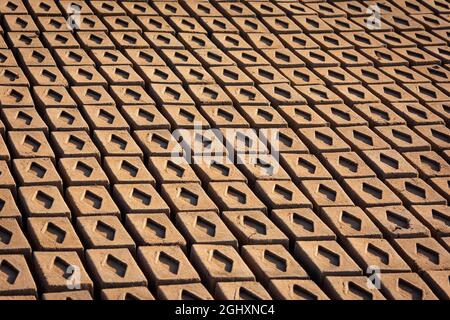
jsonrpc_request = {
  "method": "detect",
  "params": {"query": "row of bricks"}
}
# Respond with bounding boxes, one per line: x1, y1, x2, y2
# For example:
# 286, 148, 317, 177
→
1, 238, 449, 299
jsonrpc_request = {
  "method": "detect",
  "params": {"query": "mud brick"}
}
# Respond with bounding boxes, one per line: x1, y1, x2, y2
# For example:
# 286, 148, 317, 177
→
101, 286, 154, 300
140, 65, 183, 85
322, 16, 364, 33
52, 48, 93, 67
88, 0, 125, 16
41, 32, 80, 49
93, 130, 143, 159
191, 155, 247, 184
178, 33, 216, 51
342, 178, 402, 207
17, 48, 55, 67
259, 16, 300, 35
113, 183, 170, 215
334, 84, 382, 105
278, 34, 320, 51
33, 86, 76, 109
188, 84, 233, 106
346, 67, 395, 86
58, 157, 109, 187
236, 105, 286, 129
278, 105, 328, 129
428, 177, 450, 202
0, 219, 31, 256
393, 47, 441, 66
255, 180, 313, 210
365, 206, 431, 239
394, 237, 450, 272
76, 15, 109, 32
0, 254, 36, 296
0, 0, 28, 15
268, 279, 328, 300
0, 161, 16, 192
124, 49, 166, 68
121, 1, 158, 17
149, 83, 193, 106
76, 216, 135, 251
414, 124, 450, 151
143, 32, 182, 50
414, 65, 450, 84
169, 16, 207, 34
148, 156, 199, 185
393, 0, 433, 14
199, 105, 249, 128
104, 16, 141, 32
380, 272, 438, 300
299, 179, 354, 208
402, 84, 449, 105
1, 107, 48, 135
374, 125, 431, 152
0, 189, 22, 221
27, 66, 68, 87
362, 149, 417, 179
75, 31, 115, 50
382, 14, 425, 32
386, 177, 446, 206
298, 127, 351, 153
236, 154, 289, 184
0, 49, 17, 67
310, 33, 354, 51
222, 210, 288, 247
111, 31, 151, 50
59, 0, 93, 16
224, 85, 269, 107
27, 216, 83, 254
160, 49, 202, 68
317, 104, 368, 128
66, 185, 119, 218
160, 105, 210, 129
371, 31, 417, 49
81, 105, 129, 131
291, 15, 333, 34
89, 49, 131, 67
0, 67, 29, 87
410, 205, 450, 237
297, 85, 344, 105
133, 130, 183, 157
175, 210, 237, 247
353, 103, 406, 127
161, 182, 217, 214
231, 17, 270, 34
86, 248, 147, 289
404, 151, 450, 180
323, 276, 386, 300
369, 82, 418, 104
247, 33, 287, 51
190, 244, 255, 290
295, 240, 361, 281
7, 32, 43, 48
332, 49, 374, 68
271, 208, 336, 243
413, 13, 450, 30
215, 281, 272, 300
259, 128, 308, 154
340, 31, 385, 49
4, 15, 39, 33
359, 47, 409, 68
157, 283, 213, 300
295, 49, 340, 68
36, 16, 73, 32
211, 33, 252, 51
12, 158, 62, 191
423, 45, 450, 63
390, 102, 444, 126
314, 68, 360, 86
110, 85, 154, 107
260, 83, 309, 106
227, 50, 270, 68
423, 270, 450, 299
321, 152, 376, 181
336, 126, 391, 152
279, 67, 324, 86
62, 65, 107, 87
216, 1, 254, 18
280, 153, 332, 182
381, 67, 430, 86
209, 66, 254, 87
103, 156, 154, 186
193, 49, 235, 68
8, 131, 54, 161
71, 85, 114, 107
51, 131, 99, 159
184, 1, 222, 18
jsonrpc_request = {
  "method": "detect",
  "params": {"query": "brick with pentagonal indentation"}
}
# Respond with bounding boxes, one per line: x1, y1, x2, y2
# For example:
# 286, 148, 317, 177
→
113, 183, 170, 215
215, 281, 272, 300
268, 279, 329, 300
19, 185, 71, 218
0, 254, 37, 296
0, 219, 31, 257
100, 287, 154, 300
66, 186, 120, 218
103, 156, 155, 186
323, 276, 386, 300
157, 283, 213, 300
58, 157, 109, 187
385, 177, 447, 206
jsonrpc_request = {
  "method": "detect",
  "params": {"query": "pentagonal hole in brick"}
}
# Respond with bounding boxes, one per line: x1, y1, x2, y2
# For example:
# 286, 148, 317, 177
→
159, 251, 180, 275
23, 135, 41, 152
264, 250, 287, 272
258, 69, 274, 80
318, 184, 337, 202
31, 50, 45, 63
362, 183, 383, 199
293, 70, 310, 82
179, 109, 195, 122
188, 68, 204, 80
275, 19, 289, 30
181, 290, 202, 300
277, 132, 293, 147
138, 108, 155, 123
210, 161, 230, 177
315, 131, 333, 146
348, 281, 373, 300
132, 188, 151, 206
19, 35, 32, 45
310, 87, 328, 99
395, 68, 415, 80
386, 210, 410, 229
297, 157, 316, 174
4, 69, 19, 81
324, 36, 339, 46
305, 18, 319, 29
106, 254, 127, 277
369, 106, 390, 120
431, 209, 450, 226
0, 260, 19, 284
416, 243, 439, 265
17, 110, 33, 125
45, 222, 66, 244
195, 216, 216, 237
120, 160, 138, 177
0, 225, 13, 245
341, 211, 362, 231
28, 161, 47, 178
239, 88, 256, 100
383, 87, 402, 99
78, 68, 93, 80
53, 256, 72, 279
380, 153, 399, 169
348, 87, 365, 99
406, 105, 427, 119
179, 188, 198, 206
42, 69, 57, 83
68, 51, 82, 63
146, 218, 166, 238
125, 88, 141, 101
110, 134, 128, 150
342, 52, 357, 61
68, 135, 85, 150
217, 108, 233, 122
318, 245, 340, 266
419, 155, 441, 172
76, 161, 93, 177
115, 68, 130, 80
104, 52, 118, 62
398, 278, 423, 300
431, 129, 450, 143
392, 129, 413, 144
96, 221, 116, 241
338, 156, 358, 173
89, 34, 103, 45
293, 213, 314, 232
294, 108, 312, 121
212, 249, 233, 272
165, 160, 184, 178
202, 87, 218, 100
98, 109, 115, 124
227, 186, 246, 204
243, 215, 266, 235
274, 87, 292, 99
35, 190, 54, 209
48, 88, 63, 102
405, 181, 426, 198
255, 158, 274, 175
292, 285, 318, 300
331, 108, 350, 121
353, 130, 373, 146
274, 184, 293, 201
428, 67, 447, 79
367, 243, 389, 265
151, 134, 169, 149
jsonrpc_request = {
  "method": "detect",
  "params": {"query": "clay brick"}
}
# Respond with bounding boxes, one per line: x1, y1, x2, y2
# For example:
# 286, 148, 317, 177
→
268, 279, 329, 300
278, 105, 328, 129
190, 156, 245, 185
42, 32, 79, 49
124, 49, 166, 68
260, 16, 301, 35
236, 154, 289, 185
298, 127, 351, 154
362, 149, 418, 179
300, 179, 354, 208
340, 31, 386, 49
27, 66, 69, 87
390, 102, 444, 126
184, 2, 222, 18
305, 2, 346, 17
36, 16, 72, 32
296, 49, 340, 68
59, 0, 93, 16
133, 130, 183, 157
0, 254, 37, 296
51, 131, 100, 160
422, 270, 450, 299
403, 151, 450, 180
216, 2, 254, 18
211, 33, 252, 51
374, 125, 431, 152
0, 161, 16, 192
310, 33, 354, 51
428, 177, 450, 202
7, 32, 44, 48
393, 237, 450, 272
89, 1, 125, 16
157, 283, 213, 300
222, 210, 288, 247
199, 105, 249, 128
215, 281, 272, 300
365, 206, 431, 239
86, 248, 147, 289
193, 49, 235, 69
27, 217, 83, 254
292, 15, 334, 34
231, 17, 269, 34
0, 67, 29, 87
280, 153, 332, 182
121, 2, 158, 17
259, 128, 308, 154
259, 83, 308, 106
99, 65, 144, 86
187, 83, 232, 106
143, 32, 182, 50
219, 128, 269, 158
410, 205, 450, 237
76, 216, 135, 251
17, 48, 55, 67
42, 291, 93, 300
105, 19, 142, 34
66, 185, 120, 218
380, 272, 438, 300
33, 251, 93, 293
321, 151, 376, 180
71, 85, 115, 106
385, 177, 447, 206
101, 287, 154, 300
413, 65, 450, 84
4, 15, 39, 33
161, 182, 217, 214
149, 83, 194, 106
19, 185, 70, 218
1, 108, 47, 136
224, 85, 269, 107
279, 67, 324, 86
94, 130, 142, 159
160, 105, 210, 130
175, 211, 237, 247
169, 16, 207, 34
414, 124, 450, 151
336, 125, 391, 152
191, 244, 255, 290
327, 48, 373, 67
322, 17, 364, 33
125, 213, 186, 250
178, 33, 216, 51
359, 47, 408, 68
255, 180, 312, 209
278, 34, 320, 51
342, 178, 402, 207
12, 158, 62, 190
80, 105, 128, 131
62, 65, 106, 87
295, 240, 361, 281
314, 68, 360, 86
404, 83, 449, 104
58, 157, 109, 187
0, 218, 31, 257
320, 206, 382, 240
120, 105, 170, 131
0, 87, 34, 109
34, 86, 77, 109
237, 105, 287, 129
227, 50, 270, 68
323, 276, 386, 300
113, 184, 170, 215
136, 66, 181, 86
0, 0, 28, 15
53, 48, 94, 67
271, 208, 335, 244
137, 245, 200, 286
103, 156, 154, 186
148, 156, 199, 185
0, 189, 21, 221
